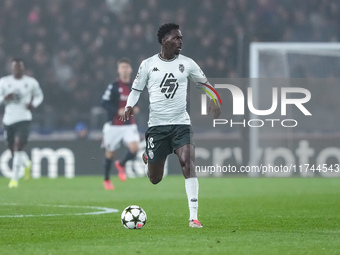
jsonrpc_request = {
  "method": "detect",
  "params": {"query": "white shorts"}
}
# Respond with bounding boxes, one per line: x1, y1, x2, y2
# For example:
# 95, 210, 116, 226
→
102, 123, 140, 151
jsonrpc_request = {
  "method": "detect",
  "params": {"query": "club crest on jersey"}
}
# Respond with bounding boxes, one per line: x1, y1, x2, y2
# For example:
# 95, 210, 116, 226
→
179, 64, 184, 73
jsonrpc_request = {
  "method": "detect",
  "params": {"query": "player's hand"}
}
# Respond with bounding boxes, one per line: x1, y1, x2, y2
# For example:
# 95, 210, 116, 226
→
4, 93, 14, 101
26, 103, 34, 110
208, 99, 221, 119
119, 106, 133, 122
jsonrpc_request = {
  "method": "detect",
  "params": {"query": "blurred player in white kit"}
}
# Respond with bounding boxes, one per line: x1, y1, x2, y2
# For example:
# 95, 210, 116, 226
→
0, 58, 44, 188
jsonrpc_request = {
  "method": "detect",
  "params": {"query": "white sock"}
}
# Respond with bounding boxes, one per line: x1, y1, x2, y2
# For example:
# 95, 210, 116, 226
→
12, 151, 24, 181
185, 177, 199, 220
144, 164, 149, 177
21, 151, 30, 167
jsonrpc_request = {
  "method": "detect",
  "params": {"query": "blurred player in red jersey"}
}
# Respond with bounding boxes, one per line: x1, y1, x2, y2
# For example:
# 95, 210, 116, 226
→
101, 58, 139, 190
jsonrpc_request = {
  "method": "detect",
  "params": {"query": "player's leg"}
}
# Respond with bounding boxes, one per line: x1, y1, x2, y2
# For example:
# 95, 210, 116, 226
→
175, 144, 201, 228
103, 150, 115, 190
175, 144, 196, 178
118, 141, 139, 167
147, 160, 166, 184
21, 151, 31, 180
115, 124, 140, 181
14, 145, 31, 181
104, 150, 115, 181
3, 125, 14, 154
143, 151, 167, 184
101, 123, 122, 190
114, 141, 138, 181
13, 122, 32, 180
6, 124, 16, 188
143, 126, 170, 184
8, 122, 30, 188
10, 138, 28, 187
173, 125, 202, 228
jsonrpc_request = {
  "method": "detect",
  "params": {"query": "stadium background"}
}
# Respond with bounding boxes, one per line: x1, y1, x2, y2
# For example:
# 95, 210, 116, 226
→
0, 0, 339, 178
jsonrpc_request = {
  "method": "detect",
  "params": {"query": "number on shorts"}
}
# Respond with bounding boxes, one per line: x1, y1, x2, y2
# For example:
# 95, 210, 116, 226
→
147, 137, 154, 149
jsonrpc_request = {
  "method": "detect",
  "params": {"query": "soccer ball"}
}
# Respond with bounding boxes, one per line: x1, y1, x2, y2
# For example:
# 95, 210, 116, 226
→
121, 205, 147, 229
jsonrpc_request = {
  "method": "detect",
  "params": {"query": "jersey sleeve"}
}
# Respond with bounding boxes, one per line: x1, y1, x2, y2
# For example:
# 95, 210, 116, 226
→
187, 59, 219, 103
131, 60, 148, 92
31, 78, 44, 108
188, 58, 208, 83
125, 60, 148, 108
102, 83, 117, 102
101, 83, 119, 118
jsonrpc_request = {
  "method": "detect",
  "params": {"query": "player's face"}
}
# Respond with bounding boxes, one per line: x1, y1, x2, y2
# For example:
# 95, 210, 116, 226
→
117, 62, 132, 79
11, 61, 25, 78
164, 29, 183, 55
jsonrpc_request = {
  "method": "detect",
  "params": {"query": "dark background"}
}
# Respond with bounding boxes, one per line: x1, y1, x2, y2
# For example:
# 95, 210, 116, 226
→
0, 0, 339, 131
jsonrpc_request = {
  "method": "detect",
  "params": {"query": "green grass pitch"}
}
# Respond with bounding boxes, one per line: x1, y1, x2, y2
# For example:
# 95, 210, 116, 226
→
0, 176, 339, 255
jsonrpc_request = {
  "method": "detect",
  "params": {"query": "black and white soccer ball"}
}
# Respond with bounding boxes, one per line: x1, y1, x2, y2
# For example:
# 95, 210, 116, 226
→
121, 205, 147, 229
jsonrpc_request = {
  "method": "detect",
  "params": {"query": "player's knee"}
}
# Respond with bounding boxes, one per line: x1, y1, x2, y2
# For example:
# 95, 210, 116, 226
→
147, 161, 165, 184
128, 142, 139, 154
130, 150, 138, 157
181, 158, 192, 170
149, 175, 162, 185
105, 151, 114, 159
130, 146, 139, 154
148, 170, 163, 184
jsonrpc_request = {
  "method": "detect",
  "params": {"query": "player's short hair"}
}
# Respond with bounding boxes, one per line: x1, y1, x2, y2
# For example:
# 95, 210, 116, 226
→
12, 58, 24, 65
117, 57, 131, 66
157, 23, 180, 44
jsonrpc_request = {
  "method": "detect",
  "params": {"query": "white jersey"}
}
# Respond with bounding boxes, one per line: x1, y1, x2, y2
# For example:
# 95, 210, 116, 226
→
132, 54, 209, 127
0, 75, 44, 125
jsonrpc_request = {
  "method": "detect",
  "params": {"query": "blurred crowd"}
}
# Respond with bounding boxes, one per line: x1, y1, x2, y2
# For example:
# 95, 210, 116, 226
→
0, 0, 339, 131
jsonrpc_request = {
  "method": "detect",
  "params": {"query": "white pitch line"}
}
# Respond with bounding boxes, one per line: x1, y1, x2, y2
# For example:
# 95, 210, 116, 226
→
0, 203, 119, 218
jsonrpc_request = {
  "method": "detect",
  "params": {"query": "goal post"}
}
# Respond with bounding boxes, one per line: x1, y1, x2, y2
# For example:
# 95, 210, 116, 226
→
248, 43, 340, 176
250, 43, 340, 78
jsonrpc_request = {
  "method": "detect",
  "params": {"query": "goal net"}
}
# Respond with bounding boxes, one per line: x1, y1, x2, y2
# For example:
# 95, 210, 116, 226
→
248, 43, 340, 177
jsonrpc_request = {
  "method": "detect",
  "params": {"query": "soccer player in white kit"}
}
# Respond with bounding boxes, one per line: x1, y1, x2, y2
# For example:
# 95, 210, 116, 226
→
0, 58, 44, 188
121, 23, 220, 228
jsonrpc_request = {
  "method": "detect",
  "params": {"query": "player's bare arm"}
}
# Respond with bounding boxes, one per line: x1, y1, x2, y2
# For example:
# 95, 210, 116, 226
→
120, 86, 142, 122
119, 105, 140, 118
208, 99, 221, 119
